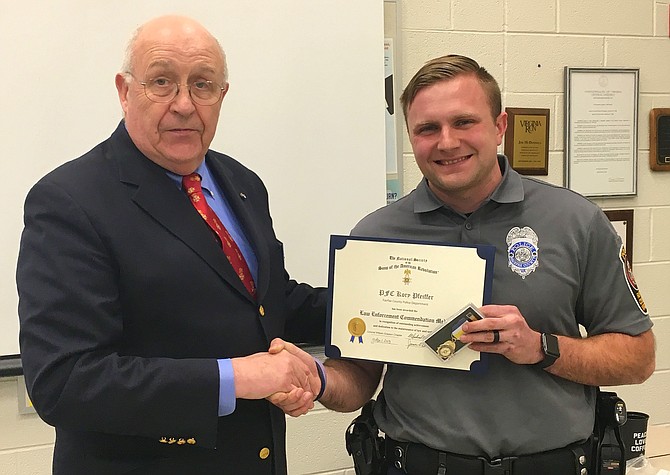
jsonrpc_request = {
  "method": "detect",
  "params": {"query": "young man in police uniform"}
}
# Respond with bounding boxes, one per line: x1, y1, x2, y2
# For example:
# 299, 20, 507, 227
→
273, 55, 655, 475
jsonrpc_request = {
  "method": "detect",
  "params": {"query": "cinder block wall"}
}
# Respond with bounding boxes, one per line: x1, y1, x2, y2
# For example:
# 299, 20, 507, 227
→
1, 1, 669, 473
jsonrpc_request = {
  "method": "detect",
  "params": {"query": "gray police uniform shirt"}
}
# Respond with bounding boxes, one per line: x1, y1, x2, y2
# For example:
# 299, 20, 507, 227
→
353, 155, 652, 458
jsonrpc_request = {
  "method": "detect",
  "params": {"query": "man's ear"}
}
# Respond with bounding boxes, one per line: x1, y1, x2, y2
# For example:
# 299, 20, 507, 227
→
115, 73, 130, 115
221, 82, 230, 102
495, 111, 508, 146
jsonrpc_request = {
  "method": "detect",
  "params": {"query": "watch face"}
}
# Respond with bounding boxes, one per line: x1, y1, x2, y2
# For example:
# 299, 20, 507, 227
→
542, 333, 560, 358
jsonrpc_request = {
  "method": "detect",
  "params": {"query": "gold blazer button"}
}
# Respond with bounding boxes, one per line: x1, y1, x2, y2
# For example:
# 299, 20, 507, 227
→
259, 447, 270, 459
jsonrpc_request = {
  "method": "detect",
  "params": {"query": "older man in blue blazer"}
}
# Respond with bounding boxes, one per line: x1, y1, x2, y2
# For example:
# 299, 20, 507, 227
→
17, 15, 325, 475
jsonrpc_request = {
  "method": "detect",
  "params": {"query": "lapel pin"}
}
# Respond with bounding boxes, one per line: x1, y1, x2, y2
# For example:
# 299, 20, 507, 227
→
239, 192, 247, 200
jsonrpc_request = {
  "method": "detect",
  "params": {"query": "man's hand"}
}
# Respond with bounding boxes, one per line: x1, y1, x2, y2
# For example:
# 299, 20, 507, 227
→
459, 304, 543, 365
266, 338, 321, 417
231, 347, 317, 400
459, 305, 655, 385
267, 387, 315, 417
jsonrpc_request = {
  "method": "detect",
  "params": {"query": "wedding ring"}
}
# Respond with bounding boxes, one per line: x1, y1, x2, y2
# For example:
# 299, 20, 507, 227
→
492, 329, 500, 344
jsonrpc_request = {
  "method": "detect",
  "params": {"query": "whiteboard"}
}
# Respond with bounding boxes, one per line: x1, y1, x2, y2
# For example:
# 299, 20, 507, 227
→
0, 2, 386, 358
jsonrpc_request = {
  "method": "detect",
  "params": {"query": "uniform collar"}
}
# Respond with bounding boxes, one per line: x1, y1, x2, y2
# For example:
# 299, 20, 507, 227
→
413, 155, 525, 214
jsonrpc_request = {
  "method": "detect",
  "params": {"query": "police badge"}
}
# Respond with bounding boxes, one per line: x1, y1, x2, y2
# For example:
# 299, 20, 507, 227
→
506, 226, 539, 279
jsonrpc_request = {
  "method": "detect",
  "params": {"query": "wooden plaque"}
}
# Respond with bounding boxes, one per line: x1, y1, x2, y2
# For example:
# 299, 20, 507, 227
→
649, 108, 670, 171
504, 108, 550, 175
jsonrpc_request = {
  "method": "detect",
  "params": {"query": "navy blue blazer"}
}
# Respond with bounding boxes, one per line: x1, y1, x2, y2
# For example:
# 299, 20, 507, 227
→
17, 122, 326, 475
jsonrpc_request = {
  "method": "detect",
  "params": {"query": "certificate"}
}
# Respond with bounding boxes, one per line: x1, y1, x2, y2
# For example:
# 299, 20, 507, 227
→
325, 236, 495, 371
564, 67, 639, 197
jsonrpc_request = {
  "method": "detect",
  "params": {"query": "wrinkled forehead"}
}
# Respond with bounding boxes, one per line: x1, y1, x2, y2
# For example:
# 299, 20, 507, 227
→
142, 57, 221, 78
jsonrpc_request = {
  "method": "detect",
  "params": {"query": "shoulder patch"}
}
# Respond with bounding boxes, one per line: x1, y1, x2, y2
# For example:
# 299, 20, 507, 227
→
620, 245, 648, 315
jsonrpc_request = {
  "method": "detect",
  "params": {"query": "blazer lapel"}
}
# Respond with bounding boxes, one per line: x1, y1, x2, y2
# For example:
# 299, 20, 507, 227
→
109, 124, 253, 302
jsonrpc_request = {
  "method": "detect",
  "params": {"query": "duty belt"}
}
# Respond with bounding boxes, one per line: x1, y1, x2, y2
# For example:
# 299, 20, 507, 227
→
385, 437, 591, 475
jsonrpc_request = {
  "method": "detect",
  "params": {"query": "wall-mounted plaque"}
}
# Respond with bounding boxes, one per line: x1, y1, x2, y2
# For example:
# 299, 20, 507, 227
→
649, 108, 670, 171
504, 108, 550, 175
604, 209, 634, 265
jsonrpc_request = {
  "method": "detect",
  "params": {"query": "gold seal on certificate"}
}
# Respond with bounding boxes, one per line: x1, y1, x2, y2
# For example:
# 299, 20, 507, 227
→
348, 317, 366, 343
326, 235, 495, 371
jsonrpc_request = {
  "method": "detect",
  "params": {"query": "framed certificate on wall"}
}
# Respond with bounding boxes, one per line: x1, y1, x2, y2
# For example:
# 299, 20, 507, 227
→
565, 68, 639, 197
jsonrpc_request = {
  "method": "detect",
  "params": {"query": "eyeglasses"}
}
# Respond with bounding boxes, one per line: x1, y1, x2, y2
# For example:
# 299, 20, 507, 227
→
133, 75, 225, 106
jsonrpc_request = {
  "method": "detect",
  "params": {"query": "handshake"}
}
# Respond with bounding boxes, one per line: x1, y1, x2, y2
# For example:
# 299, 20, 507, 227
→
231, 338, 324, 417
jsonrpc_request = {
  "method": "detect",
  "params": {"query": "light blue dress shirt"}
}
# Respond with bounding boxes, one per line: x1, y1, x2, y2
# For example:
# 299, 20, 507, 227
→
166, 161, 258, 416
167, 162, 326, 415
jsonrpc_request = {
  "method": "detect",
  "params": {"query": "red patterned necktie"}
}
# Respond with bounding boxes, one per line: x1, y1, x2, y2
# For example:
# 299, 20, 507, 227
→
182, 173, 256, 298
